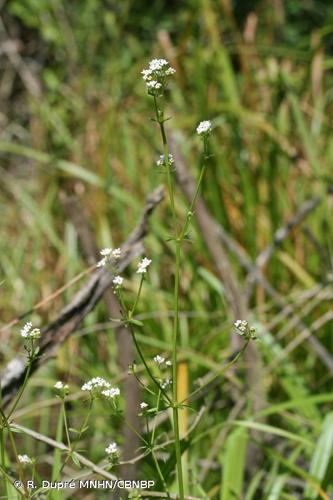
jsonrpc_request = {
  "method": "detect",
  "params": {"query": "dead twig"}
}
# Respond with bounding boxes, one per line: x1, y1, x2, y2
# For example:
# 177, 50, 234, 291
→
1, 186, 164, 406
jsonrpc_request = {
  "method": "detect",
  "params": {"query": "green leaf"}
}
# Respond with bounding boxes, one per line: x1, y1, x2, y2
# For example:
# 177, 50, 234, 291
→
71, 452, 82, 468
232, 420, 313, 448
305, 412, 333, 499
220, 427, 248, 500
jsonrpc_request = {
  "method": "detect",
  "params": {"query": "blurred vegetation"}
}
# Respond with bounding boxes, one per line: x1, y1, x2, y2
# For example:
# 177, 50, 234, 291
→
1, 0, 333, 498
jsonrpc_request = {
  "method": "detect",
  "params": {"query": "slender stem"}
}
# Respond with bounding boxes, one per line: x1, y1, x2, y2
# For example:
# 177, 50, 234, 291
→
62, 400, 71, 448
131, 275, 144, 317
172, 241, 184, 500
117, 288, 172, 404
182, 340, 250, 404
129, 325, 172, 405
0, 377, 9, 498
7, 362, 32, 420
57, 399, 93, 477
0, 428, 8, 498
153, 96, 176, 226
0, 464, 24, 497
152, 450, 171, 500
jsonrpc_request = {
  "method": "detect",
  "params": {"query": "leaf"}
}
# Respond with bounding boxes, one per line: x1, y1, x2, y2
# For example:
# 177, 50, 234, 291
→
232, 420, 313, 448
71, 452, 82, 468
305, 412, 333, 499
220, 427, 248, 500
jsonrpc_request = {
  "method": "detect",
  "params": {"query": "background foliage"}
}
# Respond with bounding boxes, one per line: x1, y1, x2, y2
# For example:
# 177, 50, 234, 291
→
1, 0, 333, 498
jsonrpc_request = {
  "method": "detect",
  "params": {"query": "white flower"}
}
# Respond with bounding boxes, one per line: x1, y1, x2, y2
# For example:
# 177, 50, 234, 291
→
100, 248, 112, 256
137, 257, 152, 274
146, 80, 162, 90
148, 58, 169, 71
112, 275, 124, 287
154, 355, 165, 365
161, 378, 172, 389
97, 257, 107, 268
165, 67, 176, 76
105, 442, 118, 455
20, 322, 40, 339
234, 319, 248, 333
20, 322, 32, 338
54, 381, 69, 390
112, 248, 121, 259
156, 154, 174, 167
196, 120, 212, 136
18, 454, 32, 465
141, 69, 153, 80
101, 387, 120, 398
140, 402, 148, 409
81, 377, 111, 392
142, 59, 176, 94
165, 360, 172, 366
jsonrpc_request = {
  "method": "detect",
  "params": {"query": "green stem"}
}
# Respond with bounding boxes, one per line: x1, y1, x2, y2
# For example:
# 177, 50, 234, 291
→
7, 363, 32, 420
171, 241, 184, 499
57, 399, 93, 477
182, 339, 250, 404
62, 401, 71, 448
153, 96, 176, 226
129, 325, 172, 405
131, 275, 144, 317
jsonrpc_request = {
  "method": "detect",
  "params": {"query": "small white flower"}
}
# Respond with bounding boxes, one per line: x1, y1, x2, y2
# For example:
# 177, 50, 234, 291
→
101, 387, 120, 398
81, 377, 110, 392
20, 322, 40, 339
165, 360, 172, 366
148, 58, 169, 71
137, 257, 152, 274
154, 355, 165, 365
112, 248, 121, 259
112, 275, 124, 287
156, 154, 174, 167
30, 328, 41, 339
97, 257, 107, 268
54, 381, 69, 390
20, 322, 32, 338
105, 442, 118, 455
100, 248, 112, 256
140, 402, 148, 409
141, 69, 153, 80
18, 454, 32, 465
165, 67, 176, 76
146, 80, 162, 90
161, 378, 172, 389
196, 120, 212, 136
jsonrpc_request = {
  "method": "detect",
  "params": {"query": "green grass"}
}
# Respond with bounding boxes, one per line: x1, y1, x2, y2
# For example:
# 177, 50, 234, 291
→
1, 0, 333, 498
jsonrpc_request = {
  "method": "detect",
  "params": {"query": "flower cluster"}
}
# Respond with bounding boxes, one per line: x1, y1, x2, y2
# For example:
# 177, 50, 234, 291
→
54, 381, 68, 390
54, 381, 69, 398
81, 377, 120, 401
105, 441, 118, 455
112, 275, 124, 288
234, 320, 258, 340
140, 402, 148, 410
156, 153, 174, 168
97, 248, 121, 268
141, 59, 176, 96
20, 322, 41, 339
137, 257, 152, 274
161, 378, 172, 390
154, 355, 171, 367
18, 454, 33, 465
101, 387, 120, 399
196, 120, 212, 136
